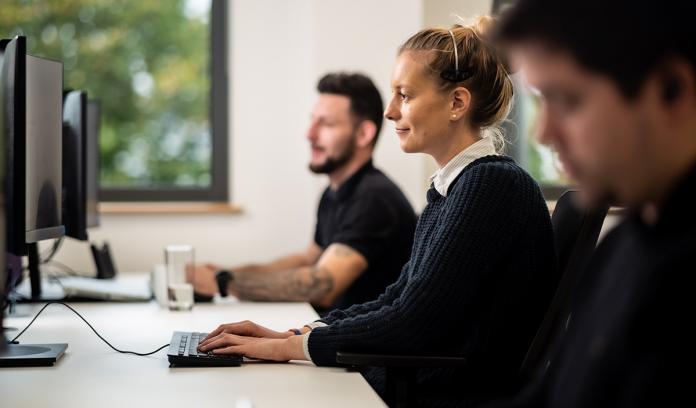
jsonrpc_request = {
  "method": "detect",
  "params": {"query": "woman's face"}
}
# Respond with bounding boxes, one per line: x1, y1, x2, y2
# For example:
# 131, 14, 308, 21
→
384, 51, 453, 158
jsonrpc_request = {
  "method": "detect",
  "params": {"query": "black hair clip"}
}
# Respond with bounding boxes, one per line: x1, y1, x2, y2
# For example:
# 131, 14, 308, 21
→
440, 69, 472, 83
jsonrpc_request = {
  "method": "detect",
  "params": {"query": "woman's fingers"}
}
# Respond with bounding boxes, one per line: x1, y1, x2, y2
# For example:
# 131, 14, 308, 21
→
211, 338, 290, 362
212, 345, 243, 355
197, 334, 218, 349
202, 325, 228, 342
203, 322, 245, 342
203, 321, 282, 342
199, 333, 238, 351
199, 333, 262, 352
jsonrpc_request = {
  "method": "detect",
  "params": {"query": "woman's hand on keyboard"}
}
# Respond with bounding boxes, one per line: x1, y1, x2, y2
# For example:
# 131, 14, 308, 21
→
201, 320, 293, 343
197, 333, 306, 362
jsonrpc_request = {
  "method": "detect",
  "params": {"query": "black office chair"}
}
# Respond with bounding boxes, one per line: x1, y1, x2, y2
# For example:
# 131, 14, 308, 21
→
336, 190, 609, 408
518, 190, 609, 381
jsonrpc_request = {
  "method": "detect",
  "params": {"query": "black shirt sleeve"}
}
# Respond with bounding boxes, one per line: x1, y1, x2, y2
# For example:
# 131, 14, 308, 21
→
313, 189, 330, 247
330, 194, 398, 267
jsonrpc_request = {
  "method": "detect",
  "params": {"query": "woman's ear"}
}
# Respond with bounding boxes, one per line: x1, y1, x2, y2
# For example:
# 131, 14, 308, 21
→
356, 120, 378, 147
450, 86, 471, 121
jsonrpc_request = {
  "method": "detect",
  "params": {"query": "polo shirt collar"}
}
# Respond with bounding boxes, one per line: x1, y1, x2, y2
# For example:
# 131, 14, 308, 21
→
330, 159, 374, 202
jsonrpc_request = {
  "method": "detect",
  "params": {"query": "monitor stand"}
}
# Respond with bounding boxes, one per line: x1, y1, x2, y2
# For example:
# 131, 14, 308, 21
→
0, 343, 67, 367
3, 245, 69, 368
1, 244, 70, 366
2, 308, 68, 368
27, 242, 43, 300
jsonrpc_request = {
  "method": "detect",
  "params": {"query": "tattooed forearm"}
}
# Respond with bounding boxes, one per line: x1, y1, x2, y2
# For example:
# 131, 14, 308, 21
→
232, 244, 362, 304
331, 243, 358, 257
234, 266, 334, 303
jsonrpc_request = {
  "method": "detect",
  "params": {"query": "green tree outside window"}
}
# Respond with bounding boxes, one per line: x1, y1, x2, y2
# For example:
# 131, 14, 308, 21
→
1, 0, 213, 189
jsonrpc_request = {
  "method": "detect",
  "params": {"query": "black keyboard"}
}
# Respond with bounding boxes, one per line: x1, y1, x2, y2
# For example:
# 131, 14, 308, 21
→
167, 331, 242, 367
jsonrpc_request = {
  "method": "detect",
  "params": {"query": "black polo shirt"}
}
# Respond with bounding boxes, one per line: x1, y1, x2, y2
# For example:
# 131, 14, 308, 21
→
314, 160, 416, 312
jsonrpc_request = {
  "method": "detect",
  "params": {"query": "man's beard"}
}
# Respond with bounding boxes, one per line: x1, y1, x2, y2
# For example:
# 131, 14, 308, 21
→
309, 135, 357, 174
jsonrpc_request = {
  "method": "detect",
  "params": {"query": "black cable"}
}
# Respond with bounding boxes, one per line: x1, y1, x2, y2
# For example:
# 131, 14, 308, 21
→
41, 237, 64, 264
3, 271, 29, 314
10, 301, 169, 356
20, 258, 78, 276
44, 260, 80, 277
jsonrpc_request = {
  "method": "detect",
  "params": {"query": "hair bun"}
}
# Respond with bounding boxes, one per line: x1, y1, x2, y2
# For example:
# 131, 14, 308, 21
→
463, 16, 516, 75
471, 15, 495, 37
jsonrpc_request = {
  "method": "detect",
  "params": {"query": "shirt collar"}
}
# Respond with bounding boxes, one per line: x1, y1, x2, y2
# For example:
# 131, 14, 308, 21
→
429, 137, 497, 197
329, 159, 374, 202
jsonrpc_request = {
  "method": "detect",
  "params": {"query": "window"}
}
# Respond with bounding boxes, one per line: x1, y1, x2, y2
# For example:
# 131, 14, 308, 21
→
503, 76, 571, 199
1, 0, 228, 201
492, 0, 571, 200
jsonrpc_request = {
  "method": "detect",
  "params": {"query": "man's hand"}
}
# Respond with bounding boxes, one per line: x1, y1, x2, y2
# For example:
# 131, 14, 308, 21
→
201, 320, 294, 343
190, 263, 222, 296
198, 331, 306, 362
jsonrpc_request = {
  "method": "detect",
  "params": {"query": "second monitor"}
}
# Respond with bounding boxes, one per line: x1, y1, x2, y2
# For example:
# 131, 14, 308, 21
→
62, 91, 100, 241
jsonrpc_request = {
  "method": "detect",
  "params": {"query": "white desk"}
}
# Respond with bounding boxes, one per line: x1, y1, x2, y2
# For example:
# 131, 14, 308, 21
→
1, 301, 386, 408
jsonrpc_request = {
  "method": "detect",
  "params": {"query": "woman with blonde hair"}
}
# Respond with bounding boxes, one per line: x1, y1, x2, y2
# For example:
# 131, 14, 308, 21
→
198, 17, 557, 406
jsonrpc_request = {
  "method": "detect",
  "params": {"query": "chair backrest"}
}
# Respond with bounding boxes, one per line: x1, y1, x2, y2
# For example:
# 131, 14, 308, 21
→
519, 190, 609, 380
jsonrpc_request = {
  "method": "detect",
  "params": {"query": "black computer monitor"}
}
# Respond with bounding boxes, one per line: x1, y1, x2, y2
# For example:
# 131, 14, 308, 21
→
62, 90, 89, 241
1, 36, 68, 367
2, 36, 65, 299
3, 36, 65, 255
62, 93, 101, 241
62, 93, 108, 279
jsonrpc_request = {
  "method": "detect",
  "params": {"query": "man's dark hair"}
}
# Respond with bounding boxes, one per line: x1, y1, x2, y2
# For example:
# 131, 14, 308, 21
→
497, 0, 696, 99
317, 72, 384, 146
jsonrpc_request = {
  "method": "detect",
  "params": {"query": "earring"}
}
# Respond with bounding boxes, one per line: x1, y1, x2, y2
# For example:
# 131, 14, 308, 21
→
451, 114, 457, 119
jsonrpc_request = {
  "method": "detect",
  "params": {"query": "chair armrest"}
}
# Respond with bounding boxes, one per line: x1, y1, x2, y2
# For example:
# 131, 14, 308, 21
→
336, 351, 467, 368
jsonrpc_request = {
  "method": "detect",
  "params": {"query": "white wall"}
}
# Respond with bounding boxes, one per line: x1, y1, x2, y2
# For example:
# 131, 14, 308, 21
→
311, 0, 424, 210
52, 0, 495, 274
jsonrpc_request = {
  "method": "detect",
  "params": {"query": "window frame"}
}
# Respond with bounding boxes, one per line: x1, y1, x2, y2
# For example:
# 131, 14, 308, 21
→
100, 0, 229, 202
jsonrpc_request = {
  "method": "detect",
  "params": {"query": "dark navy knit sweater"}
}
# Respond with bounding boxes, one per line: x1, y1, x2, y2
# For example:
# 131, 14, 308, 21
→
308, 156, 557, 406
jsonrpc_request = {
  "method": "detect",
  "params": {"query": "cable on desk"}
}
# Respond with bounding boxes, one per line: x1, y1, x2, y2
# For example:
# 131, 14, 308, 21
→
10, 301, 169, 356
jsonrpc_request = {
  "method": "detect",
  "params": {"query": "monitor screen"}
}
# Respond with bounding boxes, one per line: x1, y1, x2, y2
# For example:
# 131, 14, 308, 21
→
2, 36, 65, 256
62, 93, 100, 240
25, 54, 63, 243
62, 90, 88, 240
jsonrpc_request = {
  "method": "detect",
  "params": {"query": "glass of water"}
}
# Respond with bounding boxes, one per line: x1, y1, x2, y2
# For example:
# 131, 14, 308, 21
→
164, 244, 195, 311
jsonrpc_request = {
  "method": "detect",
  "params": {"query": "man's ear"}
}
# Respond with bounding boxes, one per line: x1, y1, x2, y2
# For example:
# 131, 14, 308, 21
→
658, 58, 695, 105
356, 120, 377, 147
450, 86, 472, 120
656, 58, 696, 118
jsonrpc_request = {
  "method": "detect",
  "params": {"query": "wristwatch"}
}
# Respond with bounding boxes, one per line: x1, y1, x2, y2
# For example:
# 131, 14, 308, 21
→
215, 270, 234, 297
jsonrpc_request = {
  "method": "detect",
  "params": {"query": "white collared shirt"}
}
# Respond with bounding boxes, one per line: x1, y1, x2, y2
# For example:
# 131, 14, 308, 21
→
429, 137, 498, 197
